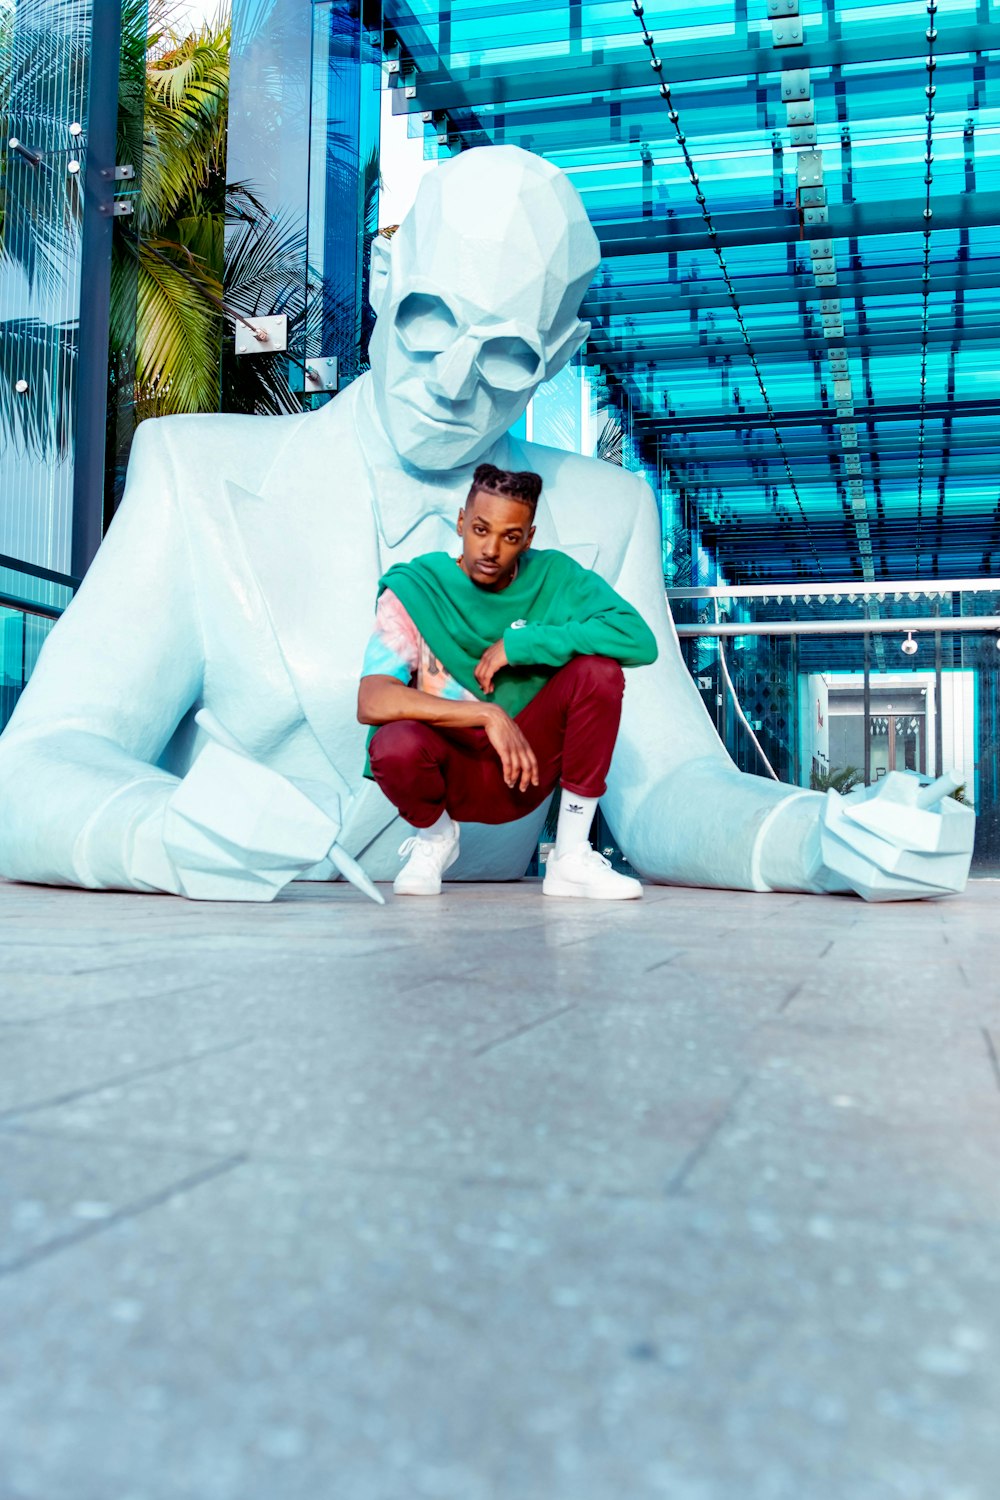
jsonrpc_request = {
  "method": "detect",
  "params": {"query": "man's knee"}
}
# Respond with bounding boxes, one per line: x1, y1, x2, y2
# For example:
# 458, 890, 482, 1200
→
369, 720, 438, 774
567, 654, 625, 697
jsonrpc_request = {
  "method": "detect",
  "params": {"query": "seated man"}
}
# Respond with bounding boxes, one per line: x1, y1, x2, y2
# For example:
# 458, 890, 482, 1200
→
358, 463, 658, 898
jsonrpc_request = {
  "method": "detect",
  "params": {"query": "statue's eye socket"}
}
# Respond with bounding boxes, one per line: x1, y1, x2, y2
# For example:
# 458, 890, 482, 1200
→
477, 335, 542, 391
396, 293, 458, 353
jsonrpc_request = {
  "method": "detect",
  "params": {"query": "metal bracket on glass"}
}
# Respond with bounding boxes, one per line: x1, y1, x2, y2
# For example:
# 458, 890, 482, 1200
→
780, 68, 810, 101
111, 200, 134, 217
234, 315, 288, 356
7, 138, 43, 168
771, 17, 804, 46
304, 357, 339, 394
767, 0, 799, 14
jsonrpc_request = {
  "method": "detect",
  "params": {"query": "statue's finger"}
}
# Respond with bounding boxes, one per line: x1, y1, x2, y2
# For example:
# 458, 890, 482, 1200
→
328, 844, 385, 905
916, 771, 963, 810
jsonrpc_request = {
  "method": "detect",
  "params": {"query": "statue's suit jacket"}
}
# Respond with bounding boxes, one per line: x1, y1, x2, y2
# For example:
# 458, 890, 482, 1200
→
0, 375, 793, 892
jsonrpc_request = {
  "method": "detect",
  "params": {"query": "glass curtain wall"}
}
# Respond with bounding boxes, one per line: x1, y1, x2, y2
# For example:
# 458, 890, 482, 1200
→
225, 0, 380, 408
673, 582, 1000, 870
0, 0, 131, 574
382, 0, 1000, 588
1, 0, 94, 571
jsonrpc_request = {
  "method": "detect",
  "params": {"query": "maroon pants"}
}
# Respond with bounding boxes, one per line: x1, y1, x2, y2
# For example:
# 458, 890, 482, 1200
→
369, 655, 625, 828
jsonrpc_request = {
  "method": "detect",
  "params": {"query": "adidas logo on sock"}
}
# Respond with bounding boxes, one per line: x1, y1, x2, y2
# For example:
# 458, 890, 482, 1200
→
567, 802, 584, 814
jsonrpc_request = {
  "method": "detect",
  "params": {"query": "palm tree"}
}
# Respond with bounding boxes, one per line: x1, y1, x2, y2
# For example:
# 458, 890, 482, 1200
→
810, 765, 863, 795
114, 0, 233, 419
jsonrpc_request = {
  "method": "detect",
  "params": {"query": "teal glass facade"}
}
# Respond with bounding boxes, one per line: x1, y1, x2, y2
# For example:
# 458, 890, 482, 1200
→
382, 0, 1000, 587
225, 0, 380, 407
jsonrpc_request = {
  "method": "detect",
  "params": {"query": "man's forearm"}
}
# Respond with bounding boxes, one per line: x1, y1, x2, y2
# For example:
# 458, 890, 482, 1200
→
357, 675, 496, 729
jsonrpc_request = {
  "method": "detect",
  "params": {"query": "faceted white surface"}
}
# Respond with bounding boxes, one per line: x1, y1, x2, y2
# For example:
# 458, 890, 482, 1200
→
0, 147, 973, 904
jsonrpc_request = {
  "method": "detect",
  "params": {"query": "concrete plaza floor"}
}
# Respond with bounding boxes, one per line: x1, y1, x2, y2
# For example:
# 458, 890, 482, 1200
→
1, 875, 999, 1500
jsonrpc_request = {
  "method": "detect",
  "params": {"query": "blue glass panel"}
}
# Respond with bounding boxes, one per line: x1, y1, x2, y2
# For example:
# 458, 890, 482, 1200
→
0, 0, 92, 570
383, 0, 1000, 581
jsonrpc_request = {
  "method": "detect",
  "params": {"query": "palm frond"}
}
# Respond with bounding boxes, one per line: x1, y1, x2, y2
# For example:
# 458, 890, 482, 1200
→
595, 413, 624, 466
134, 237, 222, 413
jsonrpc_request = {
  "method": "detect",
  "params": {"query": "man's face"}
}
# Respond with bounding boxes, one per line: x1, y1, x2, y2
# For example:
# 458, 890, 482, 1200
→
457, 490, 535, 591
368, 278, 547, 473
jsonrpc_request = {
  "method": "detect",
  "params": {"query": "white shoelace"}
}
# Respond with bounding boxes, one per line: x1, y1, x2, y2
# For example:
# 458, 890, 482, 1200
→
398, 835, 450, 865
555, 843, 610, 868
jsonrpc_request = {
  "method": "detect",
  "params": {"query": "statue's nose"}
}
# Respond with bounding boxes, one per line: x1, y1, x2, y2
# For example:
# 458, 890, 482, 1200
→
426, 336, 479, 402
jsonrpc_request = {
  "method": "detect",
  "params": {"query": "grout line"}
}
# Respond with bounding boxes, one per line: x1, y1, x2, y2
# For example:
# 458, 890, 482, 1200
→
778, 981, 804, 1014
644, 953, 685, 974
0, 1153, 248, 1279
0, 1118, 243, 1165
471, 1002, 578, 1057
0, 1036, 257, 1124
0, 982, 215, 1028
664, 1076, 753, 1198
982, 1028, 1000, 1095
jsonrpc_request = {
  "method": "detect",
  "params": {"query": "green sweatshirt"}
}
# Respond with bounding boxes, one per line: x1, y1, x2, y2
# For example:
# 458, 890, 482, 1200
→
373, 547, 657, 722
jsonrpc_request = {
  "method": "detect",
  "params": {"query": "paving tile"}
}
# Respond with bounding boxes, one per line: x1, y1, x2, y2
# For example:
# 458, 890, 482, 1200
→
0, 876, 998, 1500
0, 1126, 241, 1274
2, 1163, 1000, 1500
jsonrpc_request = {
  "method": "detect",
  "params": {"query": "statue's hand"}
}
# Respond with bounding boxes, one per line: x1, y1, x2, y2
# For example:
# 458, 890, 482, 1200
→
132, 714, 383, 904
815, 770, 974, 901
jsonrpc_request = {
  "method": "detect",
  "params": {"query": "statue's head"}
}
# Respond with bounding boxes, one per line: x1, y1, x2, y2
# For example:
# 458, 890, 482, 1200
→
367, 145, 601, 472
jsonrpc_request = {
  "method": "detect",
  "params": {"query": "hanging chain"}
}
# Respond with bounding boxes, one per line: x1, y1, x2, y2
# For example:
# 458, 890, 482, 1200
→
629, 0, 825, 576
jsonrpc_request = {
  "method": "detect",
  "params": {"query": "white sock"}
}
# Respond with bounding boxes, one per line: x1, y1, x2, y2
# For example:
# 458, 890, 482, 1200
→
554, 789, 597, 857
417, 810, 454, 841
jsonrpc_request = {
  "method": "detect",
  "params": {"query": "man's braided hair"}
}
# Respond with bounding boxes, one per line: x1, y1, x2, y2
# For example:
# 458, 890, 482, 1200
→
469, 463, 543, 516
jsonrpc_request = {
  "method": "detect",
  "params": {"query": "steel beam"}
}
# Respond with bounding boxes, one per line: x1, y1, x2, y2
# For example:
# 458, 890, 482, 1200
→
654, 432, 996, 463
633, 398, 1000, 435
583, 265, 1000, 320
669, 578, 1000, 599
673, 616, 1000, 638
389, 15, 998, 114
590, 319, 1000, 366
72, 2, 123, 577
592, 190, 1000, 260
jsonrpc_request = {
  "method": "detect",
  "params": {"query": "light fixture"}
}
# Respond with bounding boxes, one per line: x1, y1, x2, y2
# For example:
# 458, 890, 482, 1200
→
901, 631, 918, 656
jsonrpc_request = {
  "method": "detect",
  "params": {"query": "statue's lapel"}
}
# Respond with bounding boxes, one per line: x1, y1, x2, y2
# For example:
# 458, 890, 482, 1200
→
222, 402, 602, 863
223, 385, 381, 787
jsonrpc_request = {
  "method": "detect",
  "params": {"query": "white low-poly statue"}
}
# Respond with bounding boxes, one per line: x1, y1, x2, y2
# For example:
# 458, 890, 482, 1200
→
0, 146, 974, 902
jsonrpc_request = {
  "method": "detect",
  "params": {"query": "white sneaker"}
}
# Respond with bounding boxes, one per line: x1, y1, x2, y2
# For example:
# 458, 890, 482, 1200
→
543, 843, 643, 901
393, 823, 460, 896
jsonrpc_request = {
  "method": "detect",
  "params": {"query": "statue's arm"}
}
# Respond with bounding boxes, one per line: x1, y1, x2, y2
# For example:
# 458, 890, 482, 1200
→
0, 419, 202, 890
599, 477, 826, 891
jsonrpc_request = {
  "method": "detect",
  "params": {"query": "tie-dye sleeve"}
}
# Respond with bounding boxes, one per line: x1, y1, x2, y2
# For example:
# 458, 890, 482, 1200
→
360, 589, 421, 684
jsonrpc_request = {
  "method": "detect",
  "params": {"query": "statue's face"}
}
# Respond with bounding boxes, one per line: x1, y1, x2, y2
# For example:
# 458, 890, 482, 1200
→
366, 146, 601, 474
368, 269, 545, 472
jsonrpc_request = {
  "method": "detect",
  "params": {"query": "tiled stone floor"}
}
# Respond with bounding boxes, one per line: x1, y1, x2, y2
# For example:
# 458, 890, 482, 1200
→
1, 875, 999, 1500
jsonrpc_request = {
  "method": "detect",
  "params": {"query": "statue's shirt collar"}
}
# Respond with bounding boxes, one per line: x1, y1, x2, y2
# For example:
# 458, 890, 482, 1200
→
354, 376, 511, 548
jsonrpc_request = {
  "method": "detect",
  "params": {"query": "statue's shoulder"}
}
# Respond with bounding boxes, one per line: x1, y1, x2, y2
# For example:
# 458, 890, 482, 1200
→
133, 408, 307, 471
128, 385, 360, 496
515, 438, 654, 524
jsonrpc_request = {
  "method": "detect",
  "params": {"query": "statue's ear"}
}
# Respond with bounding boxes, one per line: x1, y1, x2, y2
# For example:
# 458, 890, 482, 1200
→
544, 319, 591, 381
369, 235, 393, 316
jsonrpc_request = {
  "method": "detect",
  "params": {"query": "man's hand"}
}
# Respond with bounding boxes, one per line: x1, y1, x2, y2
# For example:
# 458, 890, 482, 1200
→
483, 705, 539, 793
475, 638, 509, 694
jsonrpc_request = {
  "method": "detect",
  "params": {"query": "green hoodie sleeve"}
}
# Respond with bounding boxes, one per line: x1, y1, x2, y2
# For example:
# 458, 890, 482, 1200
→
502, 564, 658, 670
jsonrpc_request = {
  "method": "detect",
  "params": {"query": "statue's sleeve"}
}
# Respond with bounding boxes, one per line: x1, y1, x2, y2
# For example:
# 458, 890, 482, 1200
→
0, 417, 204, 889
599, 475, 823, 891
